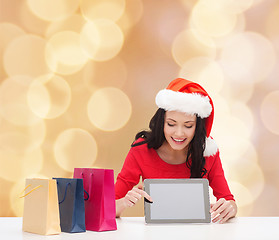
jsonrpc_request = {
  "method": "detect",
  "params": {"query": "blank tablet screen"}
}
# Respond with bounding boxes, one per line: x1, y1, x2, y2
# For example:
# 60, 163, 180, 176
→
144, 179, 211, 223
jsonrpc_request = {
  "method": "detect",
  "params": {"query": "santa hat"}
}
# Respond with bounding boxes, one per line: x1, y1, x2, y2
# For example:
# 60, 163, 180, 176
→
155, 78, 218, 157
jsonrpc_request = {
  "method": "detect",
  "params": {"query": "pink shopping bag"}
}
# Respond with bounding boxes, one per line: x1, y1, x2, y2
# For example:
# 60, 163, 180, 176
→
73, 168, 117, 232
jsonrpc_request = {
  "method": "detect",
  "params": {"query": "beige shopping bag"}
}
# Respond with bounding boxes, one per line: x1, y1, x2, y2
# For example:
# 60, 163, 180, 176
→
21, 178, 61, 235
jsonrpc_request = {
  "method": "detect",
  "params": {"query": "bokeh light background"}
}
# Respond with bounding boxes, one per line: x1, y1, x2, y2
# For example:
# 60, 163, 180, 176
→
0, 0, 279, 217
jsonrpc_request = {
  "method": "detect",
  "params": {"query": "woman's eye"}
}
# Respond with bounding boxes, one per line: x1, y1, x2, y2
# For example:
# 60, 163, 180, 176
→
185, 125, 193, 129
167, 123, 174, 127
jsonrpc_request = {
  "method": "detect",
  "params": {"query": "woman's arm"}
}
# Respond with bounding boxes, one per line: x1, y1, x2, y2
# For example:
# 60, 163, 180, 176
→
116, 184, 153, 218
206, 151, 237, 223
210, 198, 237, 224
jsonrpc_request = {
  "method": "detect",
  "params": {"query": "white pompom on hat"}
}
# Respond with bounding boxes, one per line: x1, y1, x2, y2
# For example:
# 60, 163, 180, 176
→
155, 78, 217, 157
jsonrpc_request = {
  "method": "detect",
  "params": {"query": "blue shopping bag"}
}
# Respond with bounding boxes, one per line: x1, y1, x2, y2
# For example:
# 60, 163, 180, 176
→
53, 178, 86, 233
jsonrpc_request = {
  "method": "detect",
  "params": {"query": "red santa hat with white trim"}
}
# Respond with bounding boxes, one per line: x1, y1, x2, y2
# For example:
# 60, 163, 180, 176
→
155, 78, 218, 157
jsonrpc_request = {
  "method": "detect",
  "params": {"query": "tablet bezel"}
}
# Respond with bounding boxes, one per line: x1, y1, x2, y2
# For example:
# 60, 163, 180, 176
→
144, 178, 211, 223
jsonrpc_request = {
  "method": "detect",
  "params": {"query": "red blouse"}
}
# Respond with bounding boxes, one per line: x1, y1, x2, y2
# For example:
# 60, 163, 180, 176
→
115, 140, 234, 201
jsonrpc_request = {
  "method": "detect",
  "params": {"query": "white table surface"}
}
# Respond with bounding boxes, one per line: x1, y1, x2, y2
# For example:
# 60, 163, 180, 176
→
1, 217, 278, 240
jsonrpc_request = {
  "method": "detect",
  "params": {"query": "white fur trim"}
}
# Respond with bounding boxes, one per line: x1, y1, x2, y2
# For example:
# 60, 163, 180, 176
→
155, 89, 212, 118
203, 137, 218, 157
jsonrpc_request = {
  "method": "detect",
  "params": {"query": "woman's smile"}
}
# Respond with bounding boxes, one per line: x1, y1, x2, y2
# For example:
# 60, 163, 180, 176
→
171, 137, 187, 144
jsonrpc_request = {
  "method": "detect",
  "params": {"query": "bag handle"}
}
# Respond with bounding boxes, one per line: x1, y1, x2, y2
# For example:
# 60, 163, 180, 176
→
84, 190, 89, 201
80, 172, 93, 201
19, 184, 42, 198
57, 182, 71, 204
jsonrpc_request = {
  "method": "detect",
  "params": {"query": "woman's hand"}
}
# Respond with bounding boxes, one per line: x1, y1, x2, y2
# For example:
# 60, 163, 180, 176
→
115, 184, 153, 217
123, 184, 153, 207
210, 198, 237, 224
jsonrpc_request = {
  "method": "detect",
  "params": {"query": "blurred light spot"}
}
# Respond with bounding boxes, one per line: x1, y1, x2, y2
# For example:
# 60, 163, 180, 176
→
0, 119, 46, 152
28, 74, 71, 119
217, 130, 250, 159
10, 174, 48, 217
199, 0, 253, 14
252, 0, 266, 6
265, 3, 279, 38
216, 116, 250, 145
0, 132, 38, 153
143, 2, 186, 57
253, 184, 279, 216
80, 19, 124, 61
214, 101, 251, 159
190, 1, 237, 37
19, 2, 50, 35
211, 95, 230, 124
265, 3, 279, 53
172, 29, 216, 67
0, 23, 25, 80
229, 181, 254, 207
27, 0, 79, 22
224, 141, 258, 169
0, 148, 43, 182
45, 14, 86, 37
0, 22, 25, 53
87, 87, 132, 131
223, 80, 254, 103
261, 91, 279, 135
179, 57, 224, 96
55, 87, 93, 131
179, 0, 197, 9
64, 60, 96, 92
211, 13, 246, 49
117, 0, 143, 35
80, 0, 126, 22
45, 31, 89, 75
229, 159, 264, 204
230, 101, 254, 136
28, 78, 50, 118
188, 13, 246, 49
54, 128, 98, 172
223, 142, 257, 182
3, 34, 51, 77
259, 133, 279, 171
243, 164, 265, 200
236, 204, 254, 217
0, 76, 41, 126
84, 57, 127, 90
219, 32, 276, 83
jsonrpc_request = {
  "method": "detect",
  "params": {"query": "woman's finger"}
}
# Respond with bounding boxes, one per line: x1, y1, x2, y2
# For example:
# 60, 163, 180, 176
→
211, 200, 236, 223
212, 205, 230, 223
133, 187, 153, 202
211, 198, 225, 212
220, 202, 237, 223
211, 202, 228, 218
127, 195, 140, 204
124, 185, 153, 208
219, 211, 234, 224
127, 189, 142, 199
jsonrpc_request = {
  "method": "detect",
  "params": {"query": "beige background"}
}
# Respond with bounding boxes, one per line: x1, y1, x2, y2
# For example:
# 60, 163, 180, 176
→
1, 0, 279, 217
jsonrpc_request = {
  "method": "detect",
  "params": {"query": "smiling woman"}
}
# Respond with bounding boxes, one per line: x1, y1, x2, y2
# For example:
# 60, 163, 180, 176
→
163, 111, 197, 152
157, 111, 197, 166
114, 78, 237, 224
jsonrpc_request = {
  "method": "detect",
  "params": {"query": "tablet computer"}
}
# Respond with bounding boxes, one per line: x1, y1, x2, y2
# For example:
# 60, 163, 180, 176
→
144, 179, 211, 223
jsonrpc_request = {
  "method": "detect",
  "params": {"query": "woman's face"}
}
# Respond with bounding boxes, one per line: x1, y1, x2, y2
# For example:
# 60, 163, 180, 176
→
163, 111, 197, 151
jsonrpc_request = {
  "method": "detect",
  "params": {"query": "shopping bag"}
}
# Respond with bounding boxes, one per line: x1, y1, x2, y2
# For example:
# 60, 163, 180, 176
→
53, 178, 86, 233
21, 178, 61, 235
73, 168, 117, 232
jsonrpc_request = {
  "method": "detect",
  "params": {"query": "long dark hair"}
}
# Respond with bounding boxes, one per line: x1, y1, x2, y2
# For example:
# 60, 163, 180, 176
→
132, 108, 207, 178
